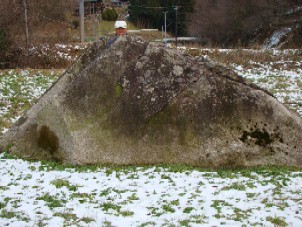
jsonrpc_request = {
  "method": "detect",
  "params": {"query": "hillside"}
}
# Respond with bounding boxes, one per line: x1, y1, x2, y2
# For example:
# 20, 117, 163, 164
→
188, 0, 302, 48
257, 6, 302, 48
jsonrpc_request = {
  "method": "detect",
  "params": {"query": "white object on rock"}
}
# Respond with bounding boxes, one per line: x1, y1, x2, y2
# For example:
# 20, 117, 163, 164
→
115, 21, 127, 29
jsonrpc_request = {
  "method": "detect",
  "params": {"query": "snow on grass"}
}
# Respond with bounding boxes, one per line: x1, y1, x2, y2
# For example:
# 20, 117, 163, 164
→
0, 153, 301, 227
0, 69, 61, 134
198, 48, 302, 116
262, 28, 292, 49
27, 43, 87, 63
233, 60, 302, 116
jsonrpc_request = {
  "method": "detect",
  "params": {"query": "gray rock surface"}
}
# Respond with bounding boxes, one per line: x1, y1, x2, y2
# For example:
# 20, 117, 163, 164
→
0, 36, 302, 168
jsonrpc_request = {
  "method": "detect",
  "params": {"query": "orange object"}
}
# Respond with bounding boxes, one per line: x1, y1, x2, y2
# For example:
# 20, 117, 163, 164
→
115, 27, 127, 36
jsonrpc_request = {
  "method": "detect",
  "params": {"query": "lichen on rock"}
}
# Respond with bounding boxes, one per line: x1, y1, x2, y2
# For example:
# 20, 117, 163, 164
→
0, 36, 301, 168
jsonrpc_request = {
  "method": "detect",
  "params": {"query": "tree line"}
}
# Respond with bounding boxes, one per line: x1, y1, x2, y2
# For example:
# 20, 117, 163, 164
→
1, 0, 301, 61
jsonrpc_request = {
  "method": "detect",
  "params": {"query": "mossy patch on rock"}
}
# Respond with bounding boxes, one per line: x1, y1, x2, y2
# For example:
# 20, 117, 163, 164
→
240, 129, 272, 146
37, 125, 59, 153
115, 83, 123, 98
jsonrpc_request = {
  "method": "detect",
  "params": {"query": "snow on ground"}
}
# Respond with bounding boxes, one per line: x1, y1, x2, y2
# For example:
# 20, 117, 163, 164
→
262, 28, 292, 49
0, 153, 301, 227
27, 43, 87, 63
233, 60, 302, 115
233, 60, 302, 116
0, 69, 60, 134
197, 48, 302, 116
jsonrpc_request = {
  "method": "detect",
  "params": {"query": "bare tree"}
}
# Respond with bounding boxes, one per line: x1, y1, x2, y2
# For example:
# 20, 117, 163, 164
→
0, 0, 76, 47
0, 0, 77, 67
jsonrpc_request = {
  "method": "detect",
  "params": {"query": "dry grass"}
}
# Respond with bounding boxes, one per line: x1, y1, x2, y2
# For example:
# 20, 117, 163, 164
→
206, 50, 274, 66
195, 49, 302, 69
128, 31, 166, 42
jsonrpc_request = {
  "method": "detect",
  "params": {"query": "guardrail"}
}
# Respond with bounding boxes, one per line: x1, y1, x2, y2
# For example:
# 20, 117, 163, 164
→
127, 29, 159, 33
163, 37, 200, 42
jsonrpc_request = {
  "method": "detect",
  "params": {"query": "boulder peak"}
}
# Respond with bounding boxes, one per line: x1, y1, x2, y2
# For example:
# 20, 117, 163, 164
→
1, 36, 301, 168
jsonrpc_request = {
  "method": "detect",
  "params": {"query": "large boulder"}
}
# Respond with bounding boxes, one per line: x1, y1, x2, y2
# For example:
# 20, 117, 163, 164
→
0, 36, 301, 168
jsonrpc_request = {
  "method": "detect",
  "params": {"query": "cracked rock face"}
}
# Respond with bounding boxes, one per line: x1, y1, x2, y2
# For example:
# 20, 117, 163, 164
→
0, 36, 302, 168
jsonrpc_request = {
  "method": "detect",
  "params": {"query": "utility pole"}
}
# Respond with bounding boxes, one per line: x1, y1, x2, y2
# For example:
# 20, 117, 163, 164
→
174, 6, 178, 48
164, 12, 167, 40
92, 6, 95, 41
97, 14, 101, 41
163, 11, 168, 42
23, 0, 29, 47
79, 0, 85, 43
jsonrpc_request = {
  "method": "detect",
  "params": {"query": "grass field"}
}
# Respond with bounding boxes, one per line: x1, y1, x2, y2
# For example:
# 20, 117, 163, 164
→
0, 69, 62, 134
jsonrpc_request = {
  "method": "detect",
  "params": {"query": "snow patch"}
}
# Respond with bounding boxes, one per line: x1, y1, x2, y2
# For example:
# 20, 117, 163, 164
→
286, 6, 302, 15
0, 155, 301, 226
263, 28, 292, 49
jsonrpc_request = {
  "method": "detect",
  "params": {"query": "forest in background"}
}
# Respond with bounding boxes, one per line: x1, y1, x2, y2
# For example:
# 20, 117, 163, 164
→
1, 0, 302, 68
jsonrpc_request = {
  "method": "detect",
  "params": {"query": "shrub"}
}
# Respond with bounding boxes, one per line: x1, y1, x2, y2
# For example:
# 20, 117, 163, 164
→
102, 8, 118, 21
71, 20, 79, 29
113, 8, 119, 20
